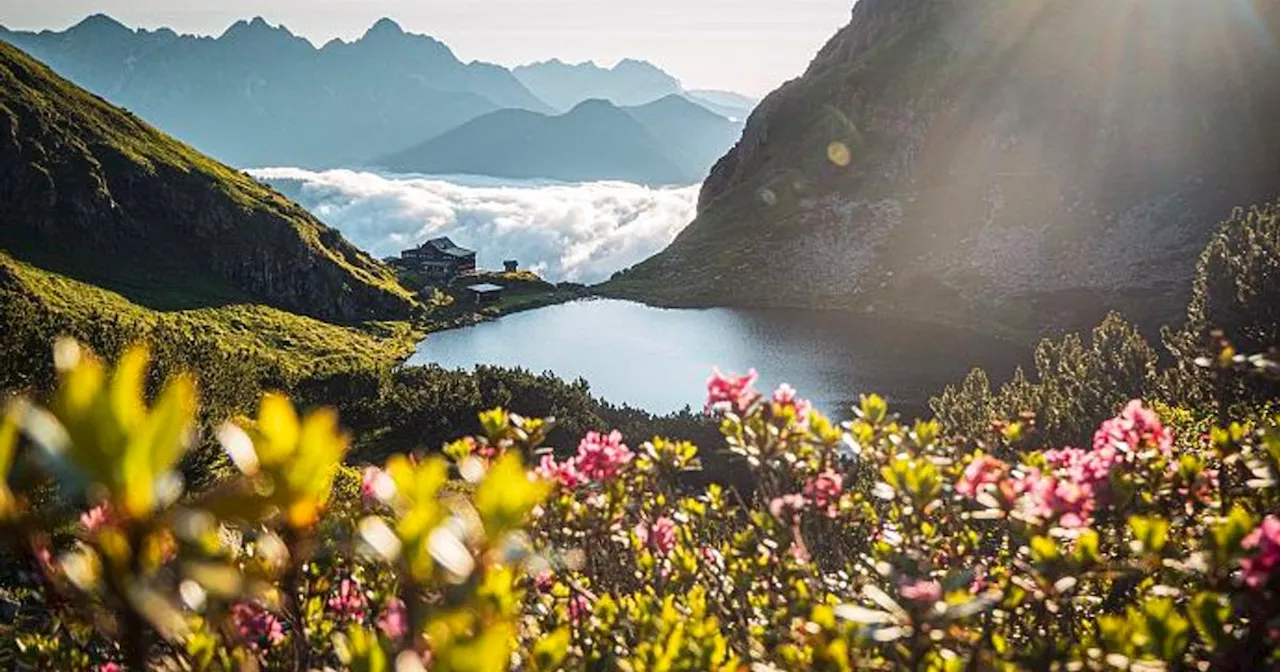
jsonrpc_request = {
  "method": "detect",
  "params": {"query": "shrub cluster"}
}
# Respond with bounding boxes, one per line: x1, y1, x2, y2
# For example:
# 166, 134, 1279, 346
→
2, 341, 1279, 669
933, 199, 1280, 452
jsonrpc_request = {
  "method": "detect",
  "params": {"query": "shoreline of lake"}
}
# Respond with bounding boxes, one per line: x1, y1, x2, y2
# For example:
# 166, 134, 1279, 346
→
409, 298, 1029, 418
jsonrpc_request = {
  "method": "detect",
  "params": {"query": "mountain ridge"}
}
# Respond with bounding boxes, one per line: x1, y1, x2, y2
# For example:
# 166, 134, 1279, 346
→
513, 57, 757, 120
0, 15, 550, 167
377, 94, 742, 185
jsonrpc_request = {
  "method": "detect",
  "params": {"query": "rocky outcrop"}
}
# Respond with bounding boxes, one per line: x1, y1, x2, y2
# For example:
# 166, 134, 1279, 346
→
616, 0, 1280, 336
0, 41, 416, 323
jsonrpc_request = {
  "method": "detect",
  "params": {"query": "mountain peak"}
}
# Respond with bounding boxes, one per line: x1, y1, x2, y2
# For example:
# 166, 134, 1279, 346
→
69, 13, 130, 35
570, 97, 620, 112
364, 18, 405, 39
615, 58, 658, 71
221, 16, 290, 40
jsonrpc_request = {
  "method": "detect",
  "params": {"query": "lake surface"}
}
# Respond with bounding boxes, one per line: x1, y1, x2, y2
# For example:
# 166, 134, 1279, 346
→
409, 299, 1024, 417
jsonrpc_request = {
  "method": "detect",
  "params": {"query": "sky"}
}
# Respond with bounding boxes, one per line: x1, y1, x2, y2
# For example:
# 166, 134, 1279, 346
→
0, 0, 854, 96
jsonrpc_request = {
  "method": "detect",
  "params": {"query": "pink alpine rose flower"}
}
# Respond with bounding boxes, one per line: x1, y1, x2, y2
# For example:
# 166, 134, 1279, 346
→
768, 493, 809, 521
956, 455, 1006, 498
771, 383, 813, 424
1017, 470, 1096, 528
573, 431, 633, 482
229, 601, 285, 652
79, 503, 113, 534
1044, 445, 1121, 497
568, 594, 591, 625
899, 578, 943, 604
536, 454, 587, 489
327, 577, 369, 622
378, 598, 408, 640
1241, 515, 1280, 589
706, 368, 760, 414
803, 470, 844, 516
1093, 400, 1173, 456
642, 516, 678, 556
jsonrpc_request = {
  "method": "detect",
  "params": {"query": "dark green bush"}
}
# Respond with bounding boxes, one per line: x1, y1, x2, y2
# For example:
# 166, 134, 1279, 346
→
931, 312, 1157, 449
1164, 201, 1280, 405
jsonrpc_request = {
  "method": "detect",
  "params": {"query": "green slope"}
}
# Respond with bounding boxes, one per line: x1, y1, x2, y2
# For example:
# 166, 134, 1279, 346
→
0, 252, 418, 379
0, 40, 418, 323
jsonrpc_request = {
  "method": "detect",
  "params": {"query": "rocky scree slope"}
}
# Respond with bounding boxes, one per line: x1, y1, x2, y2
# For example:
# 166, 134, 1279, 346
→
0, 41, 417, 323
607, 0, 1280, 336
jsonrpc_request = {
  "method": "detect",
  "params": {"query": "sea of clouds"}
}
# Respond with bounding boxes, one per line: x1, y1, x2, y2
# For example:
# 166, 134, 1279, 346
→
248, 168, 700, 284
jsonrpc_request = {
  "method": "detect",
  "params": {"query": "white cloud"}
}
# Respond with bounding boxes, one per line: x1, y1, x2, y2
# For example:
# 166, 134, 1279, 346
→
248, 167, 699, 283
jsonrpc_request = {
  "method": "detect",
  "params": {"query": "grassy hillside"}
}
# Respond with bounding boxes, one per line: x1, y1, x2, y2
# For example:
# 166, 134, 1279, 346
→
0, 252, 419, 384
0, 40, 418, 323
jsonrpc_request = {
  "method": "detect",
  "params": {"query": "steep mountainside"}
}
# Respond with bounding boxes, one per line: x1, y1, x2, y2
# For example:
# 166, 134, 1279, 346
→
0, 16, 550, 167
607, 0, 1280, 337
378, 97, 741, 185
0, 40, 416, 323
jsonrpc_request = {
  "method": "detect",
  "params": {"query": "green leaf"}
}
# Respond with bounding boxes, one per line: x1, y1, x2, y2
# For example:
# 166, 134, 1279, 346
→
1188, 592, 1231, 651
475, 452, 550, 537
859, 394, 888, 425
1074, 529, 1100, 565
254, 393, 299, 466
0, 404, 19, 519
1141, 598, 1190, 661
1129, 515, 1170, 556
1030, 535, 1060, 564
335, 626, 389, 672
532, 628, 571, 671
1212, 505, 1257, 566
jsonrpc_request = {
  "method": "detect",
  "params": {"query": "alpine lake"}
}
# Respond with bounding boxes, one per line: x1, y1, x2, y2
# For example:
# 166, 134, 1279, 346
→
410, 298, 1023, 419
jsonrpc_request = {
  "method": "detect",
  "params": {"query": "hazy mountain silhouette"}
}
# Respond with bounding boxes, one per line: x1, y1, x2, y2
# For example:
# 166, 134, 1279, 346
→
513, 58, 681, 110
683, 89, 758, 121
624, 95, 745, 177
378, 97, 742, 185
513, 58, 758, 119
0, 15, 551, 167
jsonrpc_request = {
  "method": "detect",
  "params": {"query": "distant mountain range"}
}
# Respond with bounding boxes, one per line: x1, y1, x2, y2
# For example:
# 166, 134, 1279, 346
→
379, 95, 742, 185
514, 59, 757, 120
0, 15, 757, 180
0, 15, 548, 167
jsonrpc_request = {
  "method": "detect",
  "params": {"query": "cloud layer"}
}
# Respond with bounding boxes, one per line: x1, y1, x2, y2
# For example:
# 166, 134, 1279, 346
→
249, 168, 699, 283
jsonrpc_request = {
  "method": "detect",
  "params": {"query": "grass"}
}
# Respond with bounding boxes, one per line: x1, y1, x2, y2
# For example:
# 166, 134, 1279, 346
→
1, 252, 421, 378
414, 270, 588, 333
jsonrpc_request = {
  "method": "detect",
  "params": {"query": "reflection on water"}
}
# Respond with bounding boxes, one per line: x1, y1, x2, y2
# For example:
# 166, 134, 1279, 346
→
409, 299, 1023, 417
